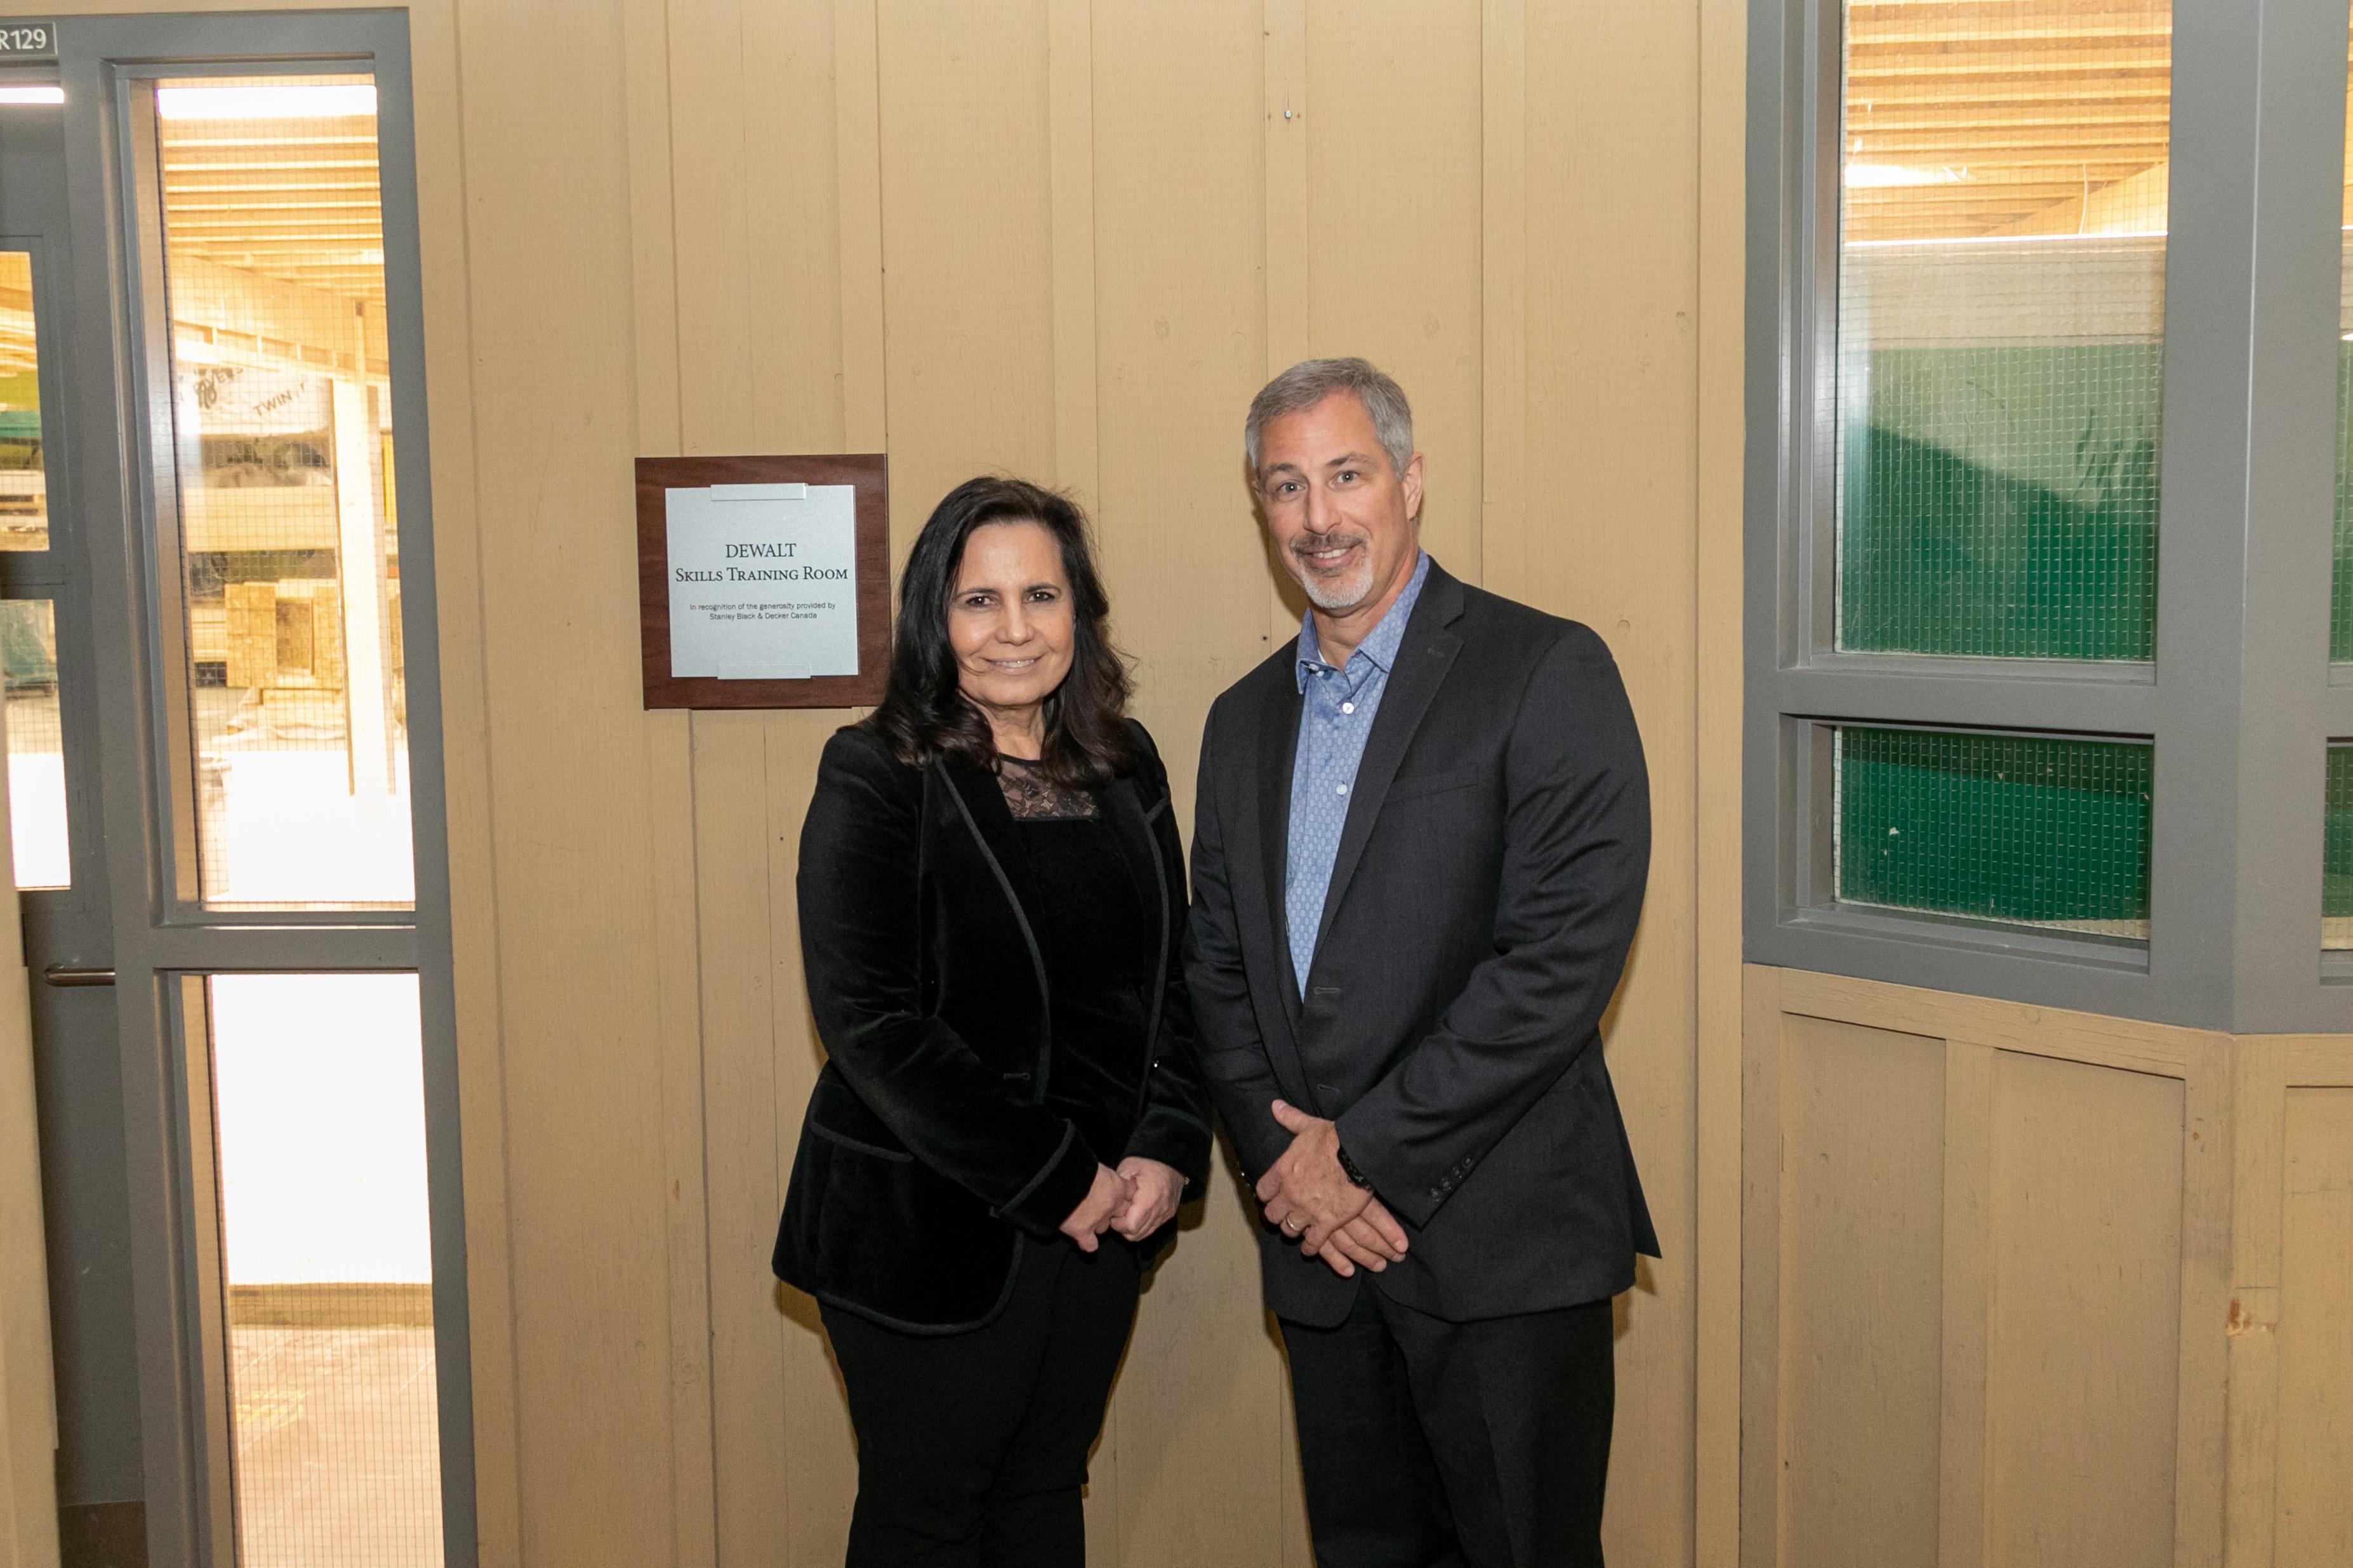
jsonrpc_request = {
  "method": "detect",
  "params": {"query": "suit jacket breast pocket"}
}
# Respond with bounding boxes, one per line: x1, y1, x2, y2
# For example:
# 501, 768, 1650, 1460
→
1384, 767, 1487, 804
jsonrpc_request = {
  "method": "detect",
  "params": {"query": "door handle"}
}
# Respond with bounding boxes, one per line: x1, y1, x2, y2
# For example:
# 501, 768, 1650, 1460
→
41, 965, 114, 987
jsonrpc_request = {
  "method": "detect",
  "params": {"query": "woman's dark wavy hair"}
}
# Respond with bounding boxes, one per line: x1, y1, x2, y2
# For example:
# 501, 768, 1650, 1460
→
866, 476, 1134, 787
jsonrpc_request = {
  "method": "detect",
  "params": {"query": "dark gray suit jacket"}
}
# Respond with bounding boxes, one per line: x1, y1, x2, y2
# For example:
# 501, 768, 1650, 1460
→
1185, 558, 1658, 1328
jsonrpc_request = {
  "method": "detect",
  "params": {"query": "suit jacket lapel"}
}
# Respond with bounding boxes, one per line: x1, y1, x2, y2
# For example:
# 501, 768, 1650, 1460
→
1100, 772, 1167, 963
1256, 671, 1306, 1031
938, 758, 1053, 1090
1310, 565, 1467, 962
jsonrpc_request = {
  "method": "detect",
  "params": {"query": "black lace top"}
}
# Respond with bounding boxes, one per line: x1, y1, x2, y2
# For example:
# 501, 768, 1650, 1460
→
994, 751, 1154, 1169
994, 753, 1097, 820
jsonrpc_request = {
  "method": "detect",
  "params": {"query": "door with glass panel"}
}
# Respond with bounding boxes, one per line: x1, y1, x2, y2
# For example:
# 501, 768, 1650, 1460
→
0, 67, 151, 1558
34, 16, 469, 1568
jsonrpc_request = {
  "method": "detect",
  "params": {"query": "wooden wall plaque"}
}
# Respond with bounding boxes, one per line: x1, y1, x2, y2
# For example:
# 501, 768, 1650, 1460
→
635, 453, 889, 709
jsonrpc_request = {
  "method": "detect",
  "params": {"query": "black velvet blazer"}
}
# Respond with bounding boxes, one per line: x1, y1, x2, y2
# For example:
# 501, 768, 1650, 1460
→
773, 720, 1214, 1333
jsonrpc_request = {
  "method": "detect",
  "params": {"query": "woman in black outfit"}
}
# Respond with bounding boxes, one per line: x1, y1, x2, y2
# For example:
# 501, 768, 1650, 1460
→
773, 477, 1212, 1568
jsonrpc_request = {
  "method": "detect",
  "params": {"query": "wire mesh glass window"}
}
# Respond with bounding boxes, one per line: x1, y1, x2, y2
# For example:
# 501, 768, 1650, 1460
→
0, 251, 48, 552
2, 596, 65, 888
2335, 30, 2353, 662
1836, 2, 2170, 661
2328, 746, 2352, 949
1834, 727, 2154, 937
201, 972, 442, 1568
151, 76, 411, 908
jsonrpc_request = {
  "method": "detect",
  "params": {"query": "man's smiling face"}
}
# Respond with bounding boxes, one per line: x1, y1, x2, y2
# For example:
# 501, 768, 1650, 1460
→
1256, 390, 1424, 615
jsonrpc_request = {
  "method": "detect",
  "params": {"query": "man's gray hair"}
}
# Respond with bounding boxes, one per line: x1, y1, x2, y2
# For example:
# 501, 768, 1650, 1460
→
1245, 357, 1415, 485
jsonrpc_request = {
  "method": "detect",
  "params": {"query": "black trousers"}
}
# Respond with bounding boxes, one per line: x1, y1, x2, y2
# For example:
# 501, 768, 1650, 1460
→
1280, 1284, 1616, 1568
820, 1238, 1140, 1567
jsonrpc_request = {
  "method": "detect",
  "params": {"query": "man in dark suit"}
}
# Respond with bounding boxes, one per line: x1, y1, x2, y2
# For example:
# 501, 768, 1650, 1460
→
1186, 358, 1655, 1567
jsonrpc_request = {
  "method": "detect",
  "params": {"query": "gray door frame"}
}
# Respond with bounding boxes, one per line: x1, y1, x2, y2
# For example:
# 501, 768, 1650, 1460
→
1744, 0, 2353, 1033
50, 11, 473, 1565
0, 73, 151, 1524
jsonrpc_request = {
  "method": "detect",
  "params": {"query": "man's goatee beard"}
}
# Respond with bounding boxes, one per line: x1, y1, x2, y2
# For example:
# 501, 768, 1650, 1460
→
1292, 538, 1375, 612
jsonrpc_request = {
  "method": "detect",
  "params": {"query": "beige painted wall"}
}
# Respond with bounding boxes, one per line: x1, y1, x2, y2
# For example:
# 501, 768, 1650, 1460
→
11, 0, 1747, 1561
437, 0, 1751, 1562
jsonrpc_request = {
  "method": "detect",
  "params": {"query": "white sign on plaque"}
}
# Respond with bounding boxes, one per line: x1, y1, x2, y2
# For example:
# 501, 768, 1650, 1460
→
665, 482, 859, 680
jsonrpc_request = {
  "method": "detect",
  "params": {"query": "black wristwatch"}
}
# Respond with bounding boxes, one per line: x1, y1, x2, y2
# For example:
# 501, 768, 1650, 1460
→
1335, 1142, 1375, 1192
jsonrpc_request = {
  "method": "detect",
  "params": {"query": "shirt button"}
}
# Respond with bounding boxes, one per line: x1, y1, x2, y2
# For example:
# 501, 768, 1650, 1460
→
1341, 702, 1355, 714
1336, 785, 1348, 796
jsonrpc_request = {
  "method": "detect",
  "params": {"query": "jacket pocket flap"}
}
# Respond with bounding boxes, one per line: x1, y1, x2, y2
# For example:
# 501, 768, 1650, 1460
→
806, 1065, 911, 1160
1384, 767, 1485, 801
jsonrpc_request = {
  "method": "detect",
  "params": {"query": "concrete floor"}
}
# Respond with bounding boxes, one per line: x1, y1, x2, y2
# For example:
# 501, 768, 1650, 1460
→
229, 1326, 443, 1567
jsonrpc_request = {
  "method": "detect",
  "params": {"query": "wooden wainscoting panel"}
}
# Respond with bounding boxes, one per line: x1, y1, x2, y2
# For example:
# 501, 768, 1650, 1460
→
1740, 967, 1784, 1568
2276, 1084, 2353, 1568
1985, 1051, 2184, 1568
1940, 1041, 1995, 1568
1773, 970, 2198, 1081
1777, 1015, 1946, 1568
2171, 1032, 2233, 1568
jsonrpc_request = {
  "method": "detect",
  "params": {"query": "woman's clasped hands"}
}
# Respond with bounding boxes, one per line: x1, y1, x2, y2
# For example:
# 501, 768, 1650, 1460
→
1058, 1158, 1186, 1252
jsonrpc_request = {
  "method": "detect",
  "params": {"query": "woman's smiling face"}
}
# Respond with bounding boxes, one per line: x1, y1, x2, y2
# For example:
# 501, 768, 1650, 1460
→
948, 519, 1076, 735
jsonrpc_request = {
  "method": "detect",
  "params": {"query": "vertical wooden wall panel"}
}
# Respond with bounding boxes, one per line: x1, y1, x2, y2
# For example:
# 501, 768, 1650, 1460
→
1302, 0, 1483, 580
2277, 1086, 2353, 1567
446, 0, 678, 1559
1085, 5, 1302, 1562
1692, 0, 1749, 1548
1088, 0, 1278, 745
741, 1, 851, 450
1987, 1053, 2183, 1568
875, 0, 1059, 528
687, 715, 789, 1567
665, 0, 755, 454
395, 1, 527, 1558
621, 4, 719, 1563
1041, 11, 1117, 1555
1261, 0, 1310, 650
1777, 1017, 1945, 1568
1478, 0, 1528, 597
1520, 6, 1703, 1562
764, 720, 860, 1567
660, 4, 864, 1560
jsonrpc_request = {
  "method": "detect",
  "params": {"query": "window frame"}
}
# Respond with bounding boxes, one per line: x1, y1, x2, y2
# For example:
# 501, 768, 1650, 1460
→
1744, 0, 2353, 1031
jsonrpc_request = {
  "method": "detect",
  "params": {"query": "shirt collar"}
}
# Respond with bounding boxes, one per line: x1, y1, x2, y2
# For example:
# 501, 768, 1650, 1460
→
1295, 550, 1432, 690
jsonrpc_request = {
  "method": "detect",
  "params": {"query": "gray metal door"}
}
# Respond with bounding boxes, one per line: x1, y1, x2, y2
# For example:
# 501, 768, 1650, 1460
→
0, 66, 149, 1555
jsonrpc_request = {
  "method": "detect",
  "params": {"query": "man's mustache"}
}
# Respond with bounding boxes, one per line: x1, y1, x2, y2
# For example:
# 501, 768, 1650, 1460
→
1290, 530, 1370, 561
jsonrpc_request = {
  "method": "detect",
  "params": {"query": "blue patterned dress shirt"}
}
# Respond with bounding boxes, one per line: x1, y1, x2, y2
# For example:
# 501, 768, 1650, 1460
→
1287, 551, 1433, 993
